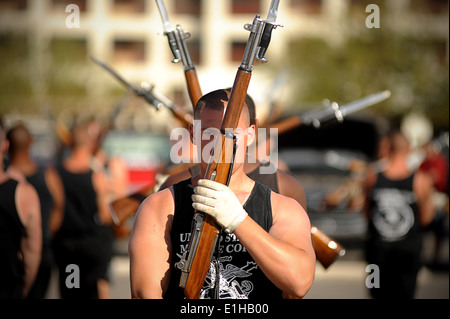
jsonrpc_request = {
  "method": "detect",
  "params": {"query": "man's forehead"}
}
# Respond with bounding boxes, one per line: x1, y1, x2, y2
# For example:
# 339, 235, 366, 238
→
198, 107, 225, 128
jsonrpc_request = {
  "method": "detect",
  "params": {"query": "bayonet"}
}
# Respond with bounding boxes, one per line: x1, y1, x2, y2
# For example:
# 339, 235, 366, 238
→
155, 0, 173, 33
155, 0, 202, 108
302, 90, 391, 128
256, 0, 282, 62
340, 90, 391, 117
90, 56, 193, 125
155, 0, 194, 68
266, 0, 280, 22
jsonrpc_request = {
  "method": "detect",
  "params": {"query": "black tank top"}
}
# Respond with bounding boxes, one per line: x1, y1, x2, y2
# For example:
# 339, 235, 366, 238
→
189, 162, 280, 193
164, 178, 282, 299
0, 179, 25, 298
367, 172, 421, 245
247, 162, 279, 193
57, 166, 99, 238
27, 167, 53, 245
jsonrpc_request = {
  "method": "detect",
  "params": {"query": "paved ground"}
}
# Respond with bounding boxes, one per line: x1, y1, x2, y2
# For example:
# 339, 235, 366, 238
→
305, 252, 449, 299
45, 232, 448, 299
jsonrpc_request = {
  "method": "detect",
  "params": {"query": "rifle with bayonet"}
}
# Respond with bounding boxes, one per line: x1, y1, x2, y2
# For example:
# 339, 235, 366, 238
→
175, 1, 281, 299
90, 56, 193, 126
155, 0, 203, 108
90, 56, 193, 227
268, 90, 392, 133
155, 0, 348, 271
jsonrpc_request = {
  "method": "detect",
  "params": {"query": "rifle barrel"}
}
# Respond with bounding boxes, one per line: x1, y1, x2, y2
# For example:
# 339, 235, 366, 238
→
90, 56, 139, 93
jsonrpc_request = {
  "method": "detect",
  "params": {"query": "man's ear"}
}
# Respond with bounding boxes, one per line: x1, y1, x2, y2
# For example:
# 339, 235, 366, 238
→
254, 118, 259, 131
246, 124, 256, 147
189, 124, 196, 145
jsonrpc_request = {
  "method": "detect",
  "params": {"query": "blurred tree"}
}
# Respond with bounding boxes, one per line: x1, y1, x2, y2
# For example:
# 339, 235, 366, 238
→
0, 34, 33, 113
287, 33, 448, 131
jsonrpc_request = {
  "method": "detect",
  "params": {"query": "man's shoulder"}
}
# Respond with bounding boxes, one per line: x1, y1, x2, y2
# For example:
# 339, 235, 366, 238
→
145, 176, 192, 210
269, 187, 311, 235
270, 190, 304, 215
145, 186, 175, 207
159, 165, 197, 191
134, 187, 176, 231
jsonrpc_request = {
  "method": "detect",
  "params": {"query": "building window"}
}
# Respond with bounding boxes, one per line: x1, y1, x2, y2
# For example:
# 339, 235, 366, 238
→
112, 0, 146, 14
113, 40, 146, 63
409, 0, 449, 14
48, 38, 88, 95
0, 0, 27, 11
350, 0, 383, 16
291, 0, 322, 14
231, 0, 260, 14
49, 38, 88, 64
0, 34, 31, 109
231, 41, 247, 62
173, 0, 201, 17
52, 0, 87, 12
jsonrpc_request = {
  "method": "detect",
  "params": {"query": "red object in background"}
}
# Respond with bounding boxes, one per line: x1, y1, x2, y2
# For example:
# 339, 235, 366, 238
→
419, 151, 449, 193
128, 169, 156, 186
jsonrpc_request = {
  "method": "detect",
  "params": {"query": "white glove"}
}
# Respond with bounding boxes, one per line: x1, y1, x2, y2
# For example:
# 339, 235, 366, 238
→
192, 179, 248, 233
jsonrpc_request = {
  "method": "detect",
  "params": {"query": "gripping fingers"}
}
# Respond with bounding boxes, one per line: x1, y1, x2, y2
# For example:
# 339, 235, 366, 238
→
192, 202, 217, 217
193, 185, 219, 199
191, 194, 216, 207
197, 179, 228, 192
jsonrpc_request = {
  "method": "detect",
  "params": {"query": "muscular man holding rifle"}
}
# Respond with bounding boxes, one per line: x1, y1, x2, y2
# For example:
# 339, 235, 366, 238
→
129, 89, 316, 299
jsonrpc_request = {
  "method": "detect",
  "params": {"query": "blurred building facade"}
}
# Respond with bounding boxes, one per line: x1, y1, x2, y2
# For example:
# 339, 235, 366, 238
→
0, 0, 448, 120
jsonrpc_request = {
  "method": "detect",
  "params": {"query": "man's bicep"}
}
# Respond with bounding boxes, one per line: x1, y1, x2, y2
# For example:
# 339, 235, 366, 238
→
129, 193, 174, 298
270, 198, 313, 251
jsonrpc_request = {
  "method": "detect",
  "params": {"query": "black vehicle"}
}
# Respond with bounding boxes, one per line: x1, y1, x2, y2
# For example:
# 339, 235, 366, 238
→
277, 115, 383, 246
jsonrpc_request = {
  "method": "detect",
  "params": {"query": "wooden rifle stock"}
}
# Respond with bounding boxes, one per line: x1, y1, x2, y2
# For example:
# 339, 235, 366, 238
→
311, 226, 345, 269
183, 133, 238, 298
181, 69, 252, 299
109, 184, 155, 227
182, 70, 251, 298
183, 215, 220, 298
170, 103, 194, 126
268, 115, 302, 135
185, 68, 203, 109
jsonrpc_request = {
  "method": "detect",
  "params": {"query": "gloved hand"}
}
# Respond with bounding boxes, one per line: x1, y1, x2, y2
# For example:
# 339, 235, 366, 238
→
192, 179, 248, 233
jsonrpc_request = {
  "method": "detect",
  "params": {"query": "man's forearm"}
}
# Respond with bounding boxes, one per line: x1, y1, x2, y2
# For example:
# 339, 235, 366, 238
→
21, 237, 41, 296
234, 217, 315, 298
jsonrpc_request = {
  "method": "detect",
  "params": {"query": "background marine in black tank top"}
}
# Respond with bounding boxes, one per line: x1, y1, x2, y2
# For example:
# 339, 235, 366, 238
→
0, 179, 26, 298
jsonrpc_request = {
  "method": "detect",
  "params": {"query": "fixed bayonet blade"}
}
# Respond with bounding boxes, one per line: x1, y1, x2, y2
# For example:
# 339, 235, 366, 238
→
301, 90, 391, 128
266, 0, 280, 22
155, 0, 174, 32
155, 0, 185, 63
256, 0, 281, 62
340, 90, 391, 117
